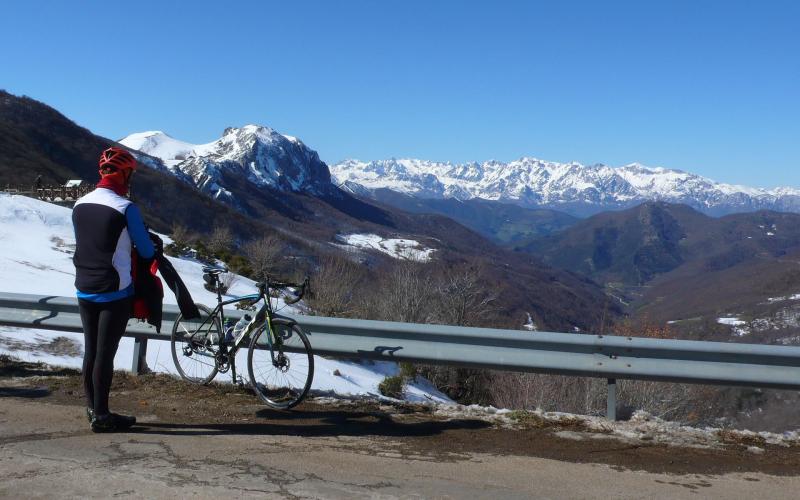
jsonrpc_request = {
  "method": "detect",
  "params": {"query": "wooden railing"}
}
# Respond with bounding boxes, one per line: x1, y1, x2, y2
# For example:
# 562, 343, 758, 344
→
1, 184, 93, 202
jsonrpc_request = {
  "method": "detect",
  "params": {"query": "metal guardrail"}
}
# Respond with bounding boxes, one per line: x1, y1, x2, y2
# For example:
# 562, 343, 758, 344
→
2, 292, 799, 420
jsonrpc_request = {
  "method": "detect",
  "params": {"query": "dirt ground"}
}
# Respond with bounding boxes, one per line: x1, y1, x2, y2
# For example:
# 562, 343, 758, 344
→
1, 355, 798, 480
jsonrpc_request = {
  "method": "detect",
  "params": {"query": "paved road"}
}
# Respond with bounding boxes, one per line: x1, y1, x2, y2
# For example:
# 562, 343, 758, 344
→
1, 398, 798, 499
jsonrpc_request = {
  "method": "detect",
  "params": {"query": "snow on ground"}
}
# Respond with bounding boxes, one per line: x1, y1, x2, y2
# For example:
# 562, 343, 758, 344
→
335, 233, 435, 262
717, 317, 746, 326
431, 405, 800, 450
0, 194, 451, 404
717, 316, 750, 336
522, 313, 538, 331
767, 293, 800, 304
710, 308, 800, 338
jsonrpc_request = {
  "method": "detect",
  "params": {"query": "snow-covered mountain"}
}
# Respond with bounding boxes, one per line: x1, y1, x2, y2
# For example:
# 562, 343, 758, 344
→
331, 158, 800, 216
121, 125, 333, 202
119, 120, 800, 218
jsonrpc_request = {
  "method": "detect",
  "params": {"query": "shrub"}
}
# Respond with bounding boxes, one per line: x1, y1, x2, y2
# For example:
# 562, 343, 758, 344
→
226, 254, 252, 277
171, 223, 191, 249
194, 241, 213, 263
164, 242, 184, 257
378, 375, 405, 399
399, 362, 417, 380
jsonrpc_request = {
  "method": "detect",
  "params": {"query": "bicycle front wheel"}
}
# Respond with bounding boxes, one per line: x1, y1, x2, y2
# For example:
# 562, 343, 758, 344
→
247, 318, 314, 409
171, 303, 220, 385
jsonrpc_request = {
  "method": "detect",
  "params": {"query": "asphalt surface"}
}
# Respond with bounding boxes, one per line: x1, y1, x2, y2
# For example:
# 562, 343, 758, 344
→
1, 361, 799, 499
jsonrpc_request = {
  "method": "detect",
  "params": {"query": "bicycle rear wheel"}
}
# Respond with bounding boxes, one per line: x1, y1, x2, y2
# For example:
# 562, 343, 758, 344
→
171, 303, 220, 385
247, 318, 314, 409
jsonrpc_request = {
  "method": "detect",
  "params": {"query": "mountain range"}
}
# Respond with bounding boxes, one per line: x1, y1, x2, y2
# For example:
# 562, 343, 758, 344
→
7, 88, 800, 341
331, 158, 800, 217
0, 90, 616, 332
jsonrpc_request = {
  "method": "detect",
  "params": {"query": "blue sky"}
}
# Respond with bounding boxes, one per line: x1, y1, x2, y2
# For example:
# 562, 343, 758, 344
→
2, 0, 798, 187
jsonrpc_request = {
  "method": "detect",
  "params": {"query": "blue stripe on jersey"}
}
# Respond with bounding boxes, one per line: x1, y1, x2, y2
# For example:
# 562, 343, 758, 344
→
77, 284, 134, 302
125, 205, 155, 259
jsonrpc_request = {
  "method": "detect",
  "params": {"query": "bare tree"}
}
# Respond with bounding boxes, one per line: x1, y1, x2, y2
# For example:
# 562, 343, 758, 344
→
208, 224, 234, 255
171, 223, 190, 249
310, 254, 366, 317
369, 260, 435, 324
244, 236, 284, 281
433, 261, 498, 327
219, 272, 239, 294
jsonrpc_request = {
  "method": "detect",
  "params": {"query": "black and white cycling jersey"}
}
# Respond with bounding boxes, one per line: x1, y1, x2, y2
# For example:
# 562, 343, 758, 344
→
72, 187, 154, 302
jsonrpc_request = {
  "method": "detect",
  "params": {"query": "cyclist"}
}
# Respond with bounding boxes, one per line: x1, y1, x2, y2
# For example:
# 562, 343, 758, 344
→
72, 147, 154, 432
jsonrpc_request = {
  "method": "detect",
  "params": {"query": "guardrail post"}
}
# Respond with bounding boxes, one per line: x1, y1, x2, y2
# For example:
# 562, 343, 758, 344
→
132, 338, 148, 375
606, 378, 617, 421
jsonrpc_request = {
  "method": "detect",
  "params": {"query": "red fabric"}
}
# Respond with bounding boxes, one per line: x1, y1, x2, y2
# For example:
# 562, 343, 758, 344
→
97, 176, 129, 197
131, 255, 163, 321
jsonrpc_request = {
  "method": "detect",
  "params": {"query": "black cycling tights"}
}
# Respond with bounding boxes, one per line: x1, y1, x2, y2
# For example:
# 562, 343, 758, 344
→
78, 298, 131, 416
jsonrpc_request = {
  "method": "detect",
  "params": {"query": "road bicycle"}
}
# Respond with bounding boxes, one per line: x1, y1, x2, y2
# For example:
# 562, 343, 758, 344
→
171, 266, 314, 409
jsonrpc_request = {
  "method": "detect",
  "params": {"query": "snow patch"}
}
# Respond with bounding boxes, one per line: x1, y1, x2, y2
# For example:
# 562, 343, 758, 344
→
433, 405, 800, 449
336, 233, 435, 262
523, 313, 538, 331
717, 316, 750, 337
766, 293, 800, 304
717, 317, 746, 326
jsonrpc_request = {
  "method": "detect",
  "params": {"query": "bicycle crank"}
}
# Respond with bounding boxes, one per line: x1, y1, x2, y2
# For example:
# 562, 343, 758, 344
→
215, 352, 231, 373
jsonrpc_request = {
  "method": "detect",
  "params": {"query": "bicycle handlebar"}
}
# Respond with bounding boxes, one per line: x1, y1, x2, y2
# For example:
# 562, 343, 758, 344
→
260, 276, 310, 305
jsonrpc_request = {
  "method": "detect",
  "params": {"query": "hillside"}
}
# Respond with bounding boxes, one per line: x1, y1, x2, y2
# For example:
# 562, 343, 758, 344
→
517, 201, 800, 343
364, 188, 578, 244
518, 202, 707, 285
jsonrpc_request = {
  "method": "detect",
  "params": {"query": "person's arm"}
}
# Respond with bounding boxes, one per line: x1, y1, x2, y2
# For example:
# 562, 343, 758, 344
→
125, 204, 155, 259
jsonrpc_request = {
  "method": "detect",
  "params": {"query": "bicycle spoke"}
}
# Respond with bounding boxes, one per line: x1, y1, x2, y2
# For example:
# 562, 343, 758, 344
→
248, 320, 314, 409
171, 304, 220, 385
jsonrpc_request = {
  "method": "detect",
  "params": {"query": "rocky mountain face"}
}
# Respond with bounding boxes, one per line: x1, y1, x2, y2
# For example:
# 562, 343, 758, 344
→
331, 158, 800, 217
121, 126, 334, 203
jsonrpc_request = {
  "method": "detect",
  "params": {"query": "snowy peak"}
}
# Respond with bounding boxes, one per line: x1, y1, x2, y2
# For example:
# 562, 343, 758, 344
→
120, 125, 332, 200
120, 131, 209, 168
330, 158, 800, 216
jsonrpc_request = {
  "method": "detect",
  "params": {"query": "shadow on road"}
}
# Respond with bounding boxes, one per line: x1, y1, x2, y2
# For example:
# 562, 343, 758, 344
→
0, 355, 80, 378
133, 409, 490, 438
0, 386, 51, 398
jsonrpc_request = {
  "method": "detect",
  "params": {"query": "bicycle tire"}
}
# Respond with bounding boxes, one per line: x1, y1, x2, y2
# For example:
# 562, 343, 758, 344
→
247, 318, 314, 409
171, 303, 220, 385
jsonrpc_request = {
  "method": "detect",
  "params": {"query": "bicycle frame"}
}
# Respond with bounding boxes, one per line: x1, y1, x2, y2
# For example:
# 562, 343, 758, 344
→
183, 285, 281, 384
